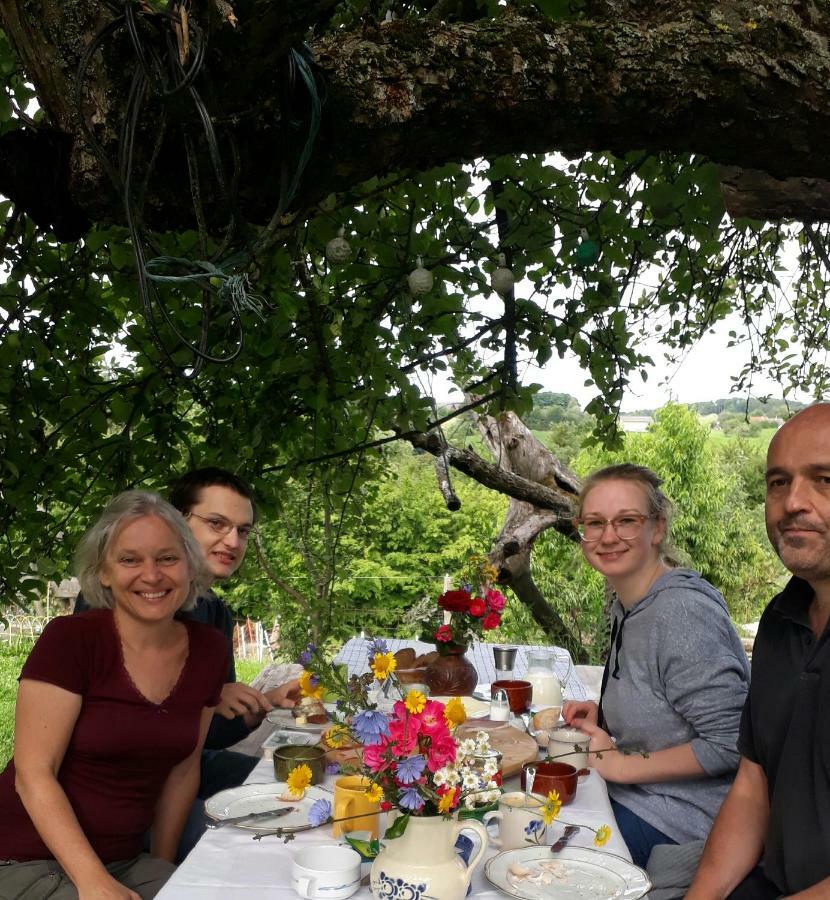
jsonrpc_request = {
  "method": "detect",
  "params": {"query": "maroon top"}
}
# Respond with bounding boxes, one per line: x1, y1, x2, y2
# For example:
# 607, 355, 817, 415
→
0, 609, 227, 863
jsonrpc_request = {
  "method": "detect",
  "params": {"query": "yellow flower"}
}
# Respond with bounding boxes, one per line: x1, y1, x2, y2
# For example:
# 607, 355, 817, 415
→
364, 783, 383, 803
594, 824, 612, 847
324, 724, 349, 749
286, 764, 312, 798
541, 790, 562, 826
437, 790, 455, 814
371, 652, 397, 681
405, 690, 426, 714
443, 697, 467, 728
299, 670, 323, 700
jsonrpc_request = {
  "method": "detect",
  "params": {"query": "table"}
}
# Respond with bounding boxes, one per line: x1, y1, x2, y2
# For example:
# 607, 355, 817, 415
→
334, 638, 589, 701
157, 758, 627, 899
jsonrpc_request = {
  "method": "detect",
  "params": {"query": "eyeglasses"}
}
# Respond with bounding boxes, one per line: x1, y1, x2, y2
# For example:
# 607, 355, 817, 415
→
574, 514, 656, 543
186, 512, 254, 540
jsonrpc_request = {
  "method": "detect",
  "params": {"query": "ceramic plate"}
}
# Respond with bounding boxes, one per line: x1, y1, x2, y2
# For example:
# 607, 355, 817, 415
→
266, 707, 331, 732
204, 782, 331, 834
431, 695, 491, 718
485, 846, 651, 900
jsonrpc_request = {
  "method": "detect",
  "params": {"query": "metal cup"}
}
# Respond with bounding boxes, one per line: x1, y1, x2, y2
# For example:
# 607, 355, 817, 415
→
493, 645, 518, 681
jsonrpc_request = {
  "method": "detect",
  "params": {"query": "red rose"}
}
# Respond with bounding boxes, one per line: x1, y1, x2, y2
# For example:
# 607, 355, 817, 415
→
468, 598, 486, 617
438, 589, 472, 613
485, 588, 506, 612
435, 624, 454, 643
482, 612, 501, 630
380, 801, 392, 811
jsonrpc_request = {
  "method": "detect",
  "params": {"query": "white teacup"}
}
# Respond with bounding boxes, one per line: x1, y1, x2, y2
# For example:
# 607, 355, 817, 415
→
291, 845, 362, 900
482, 791, 548, 851
547, 727, 590, 770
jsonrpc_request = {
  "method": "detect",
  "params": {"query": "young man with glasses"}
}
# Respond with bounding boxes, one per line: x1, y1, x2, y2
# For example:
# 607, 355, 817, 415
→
76, 467, 299, 860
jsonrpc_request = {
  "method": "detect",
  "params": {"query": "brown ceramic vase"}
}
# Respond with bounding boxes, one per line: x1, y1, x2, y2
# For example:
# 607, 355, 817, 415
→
424, 642, 478, 696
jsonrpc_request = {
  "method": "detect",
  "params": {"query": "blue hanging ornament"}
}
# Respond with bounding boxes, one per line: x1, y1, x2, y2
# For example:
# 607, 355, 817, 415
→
575, 227, 600, 266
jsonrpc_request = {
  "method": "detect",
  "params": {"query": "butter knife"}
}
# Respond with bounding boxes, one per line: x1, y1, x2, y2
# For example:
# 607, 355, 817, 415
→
206, 805, 296, 829
551, 825, 579, 853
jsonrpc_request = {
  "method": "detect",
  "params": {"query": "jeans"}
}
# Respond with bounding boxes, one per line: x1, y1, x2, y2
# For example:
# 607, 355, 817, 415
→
610, 798, 677, 869
175, 749, 260, 863
727, 867, 782, 900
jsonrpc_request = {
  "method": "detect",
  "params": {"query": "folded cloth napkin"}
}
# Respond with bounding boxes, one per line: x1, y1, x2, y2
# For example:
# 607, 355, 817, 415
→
645, 840, 706, 900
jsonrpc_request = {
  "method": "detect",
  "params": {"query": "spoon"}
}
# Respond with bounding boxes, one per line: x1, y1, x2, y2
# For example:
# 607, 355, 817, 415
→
524, 765, 536, 802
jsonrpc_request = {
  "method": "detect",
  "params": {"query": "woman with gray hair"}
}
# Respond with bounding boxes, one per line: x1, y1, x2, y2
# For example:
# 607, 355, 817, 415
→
0, 491, 227, 899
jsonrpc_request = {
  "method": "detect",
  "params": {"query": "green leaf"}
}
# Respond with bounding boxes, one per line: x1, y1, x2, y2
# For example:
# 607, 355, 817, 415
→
384, 813, 410, 839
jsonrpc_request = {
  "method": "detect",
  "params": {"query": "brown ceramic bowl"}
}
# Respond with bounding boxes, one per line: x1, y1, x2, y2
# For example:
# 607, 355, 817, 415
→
520, 761, 578, 805
491, 679, 533, 713
396, 667, 429, 685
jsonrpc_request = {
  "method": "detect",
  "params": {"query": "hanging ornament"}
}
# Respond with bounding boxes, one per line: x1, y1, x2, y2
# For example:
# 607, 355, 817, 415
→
326, 226, 352, 265
575, 227, 600, 266
491, 253, 515, 297
408, 255, 434, 295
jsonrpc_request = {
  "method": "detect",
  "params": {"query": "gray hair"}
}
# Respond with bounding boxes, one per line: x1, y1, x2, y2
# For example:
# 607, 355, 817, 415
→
75, 491, 211, 611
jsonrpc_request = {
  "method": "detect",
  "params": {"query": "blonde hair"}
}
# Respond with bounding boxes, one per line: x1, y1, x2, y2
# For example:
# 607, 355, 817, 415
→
577, 463, 678, 563
75, 491, 211, 610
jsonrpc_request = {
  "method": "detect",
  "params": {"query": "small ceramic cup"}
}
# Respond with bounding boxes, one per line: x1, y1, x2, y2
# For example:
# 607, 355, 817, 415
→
332, 775, 381, 839
482, 791, 547, 850
490, 679, 533, 713
291, 845, 362, 900
273, 744, 326, 783
520, 761, 578, 805
547, 727, 590, 771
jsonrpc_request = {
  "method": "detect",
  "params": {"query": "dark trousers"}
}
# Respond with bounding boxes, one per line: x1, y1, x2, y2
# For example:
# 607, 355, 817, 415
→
727, 867, 782, 900
175, 749, 260, 863
610, 798, 678, 869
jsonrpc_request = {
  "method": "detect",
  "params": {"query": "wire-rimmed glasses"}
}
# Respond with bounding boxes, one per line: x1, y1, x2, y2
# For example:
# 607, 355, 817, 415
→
574, 513, 656, 543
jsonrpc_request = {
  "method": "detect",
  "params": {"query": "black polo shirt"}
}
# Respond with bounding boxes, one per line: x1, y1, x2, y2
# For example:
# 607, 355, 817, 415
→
737, 576, 830, 894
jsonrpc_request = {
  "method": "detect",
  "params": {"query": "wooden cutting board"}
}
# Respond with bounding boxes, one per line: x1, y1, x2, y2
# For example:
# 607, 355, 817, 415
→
456, 721, 538, 778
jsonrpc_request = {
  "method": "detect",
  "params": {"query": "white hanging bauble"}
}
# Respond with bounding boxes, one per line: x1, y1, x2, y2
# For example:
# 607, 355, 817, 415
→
407, 256, 434, 295
326, 227, 352, 265
491, 253, 515, 297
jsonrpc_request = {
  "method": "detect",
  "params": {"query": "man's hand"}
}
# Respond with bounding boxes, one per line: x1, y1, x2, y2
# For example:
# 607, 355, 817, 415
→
215, 682, 273, 721
265, 678, 301, 709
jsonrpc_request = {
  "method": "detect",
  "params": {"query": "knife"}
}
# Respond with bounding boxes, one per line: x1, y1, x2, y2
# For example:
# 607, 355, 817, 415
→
550, 825, 579, 852
206, 805, 296, 829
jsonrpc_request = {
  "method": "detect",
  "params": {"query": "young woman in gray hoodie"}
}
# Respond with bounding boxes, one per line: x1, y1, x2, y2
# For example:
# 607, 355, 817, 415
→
562, 463, 750, 869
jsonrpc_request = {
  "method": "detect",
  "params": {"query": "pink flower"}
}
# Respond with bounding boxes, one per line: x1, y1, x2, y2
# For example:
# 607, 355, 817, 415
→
485, 589, 506, 612
435, 624, 454, 643
363, 739, 392, 773
426, 732, 457, 772
468, 598, 486, 617
388, 714, 420, 755
419, 700, 451, 737
482, 612, 501, 630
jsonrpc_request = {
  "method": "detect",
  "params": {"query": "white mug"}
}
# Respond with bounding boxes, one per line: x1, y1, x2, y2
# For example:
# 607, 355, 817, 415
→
482, 791, 548, 850
291, 845, 362, 900
547, 727, 590, 770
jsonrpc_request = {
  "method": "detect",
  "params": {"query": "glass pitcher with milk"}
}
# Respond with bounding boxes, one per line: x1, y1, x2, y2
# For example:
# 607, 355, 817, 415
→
525, 650, 562, 709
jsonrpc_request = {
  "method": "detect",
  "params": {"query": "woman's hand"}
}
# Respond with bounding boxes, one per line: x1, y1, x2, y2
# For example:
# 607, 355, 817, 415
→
78, 873, 141, 900
576, 719, 627, 781
562, 700, 599, 728
215, 682, 273, 722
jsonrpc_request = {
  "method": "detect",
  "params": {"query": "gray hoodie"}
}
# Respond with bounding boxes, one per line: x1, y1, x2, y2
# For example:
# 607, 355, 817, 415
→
601, 568, 750, 844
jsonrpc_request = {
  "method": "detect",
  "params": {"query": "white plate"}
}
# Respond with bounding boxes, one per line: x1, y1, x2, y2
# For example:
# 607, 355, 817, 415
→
266, 708, 330, 732
431, 695, 491, 718
204, 782, 331, 834
485, 846, 651, 900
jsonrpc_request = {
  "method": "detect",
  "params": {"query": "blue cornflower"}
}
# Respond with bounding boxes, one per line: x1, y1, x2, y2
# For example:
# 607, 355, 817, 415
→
352, 709, 391, 746
366, 637, 389, 659
398, 787, 425, 811
299, 643, 317, 666
308, 798, 332, 828
524, 819, 544, 835
395, 754, 425, 785
309, 674, 320, 688
325, 763, 340, 775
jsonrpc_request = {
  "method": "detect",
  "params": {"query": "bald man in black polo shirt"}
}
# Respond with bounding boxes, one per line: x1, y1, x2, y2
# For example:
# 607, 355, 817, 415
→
688, 404, 830, 900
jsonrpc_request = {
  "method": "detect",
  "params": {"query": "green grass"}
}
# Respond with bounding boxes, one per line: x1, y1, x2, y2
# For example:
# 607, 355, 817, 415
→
235, 657, 266, 685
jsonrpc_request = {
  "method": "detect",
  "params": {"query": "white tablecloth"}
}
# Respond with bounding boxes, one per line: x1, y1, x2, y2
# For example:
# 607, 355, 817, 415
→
157, 758, 627, 899
334, 638, 588, 701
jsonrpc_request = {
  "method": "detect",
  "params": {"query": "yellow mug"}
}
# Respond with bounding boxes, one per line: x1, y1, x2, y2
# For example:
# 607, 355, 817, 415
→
332, 775, 381, 839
